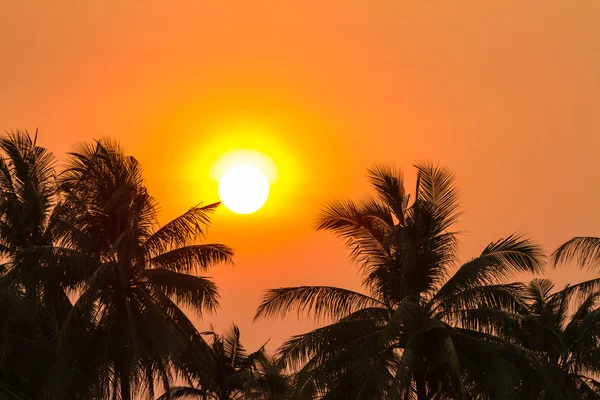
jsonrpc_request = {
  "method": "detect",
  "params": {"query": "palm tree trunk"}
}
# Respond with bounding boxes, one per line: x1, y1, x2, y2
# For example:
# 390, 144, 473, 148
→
120, 370, 132, 400
415, 372, 427, 400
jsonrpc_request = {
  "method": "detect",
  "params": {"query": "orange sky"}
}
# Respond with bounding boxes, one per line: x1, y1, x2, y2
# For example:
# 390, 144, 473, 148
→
2, 1, 600, 351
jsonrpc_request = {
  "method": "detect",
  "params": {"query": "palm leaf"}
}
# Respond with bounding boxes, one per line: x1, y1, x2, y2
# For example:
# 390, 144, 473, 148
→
316, 199, 390, 265
378, 295, 420, 346
144, 203, 220, 256
150, 244, 233, 273
435, 234, 543, 302
254, 286, 384, 322
141, 269, 219, 315
222, 323, 248, 367
552, 237, 600, 270
278, 319, 384, 369
414, 161, 461, 231
435, 283, 528, 319
366, 165, 408, 225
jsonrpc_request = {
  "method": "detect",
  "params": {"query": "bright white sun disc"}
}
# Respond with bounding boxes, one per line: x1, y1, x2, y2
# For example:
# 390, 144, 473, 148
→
218, 165, 269, 214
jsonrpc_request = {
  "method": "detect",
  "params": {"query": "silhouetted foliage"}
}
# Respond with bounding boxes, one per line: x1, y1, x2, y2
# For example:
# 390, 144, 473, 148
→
1, 131, 599, 399
256, 164, 599, 399
0, 132, 233, 400
158, 324, 292, 400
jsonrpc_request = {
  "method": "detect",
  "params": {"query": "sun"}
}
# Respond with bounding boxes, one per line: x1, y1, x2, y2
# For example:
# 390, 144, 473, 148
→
218, 165, 270, 214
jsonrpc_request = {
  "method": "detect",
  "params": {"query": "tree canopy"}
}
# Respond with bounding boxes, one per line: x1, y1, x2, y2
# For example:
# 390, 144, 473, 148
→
1, 130, 599, 399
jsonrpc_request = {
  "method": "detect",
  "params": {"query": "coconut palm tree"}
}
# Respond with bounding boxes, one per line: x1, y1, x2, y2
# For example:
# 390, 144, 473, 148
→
255, 163, 555, 399
0, 130, 73, 398
510, 279, 600, 398
245, 352, 293, 400
0, 130, 73, 327
159, 324, 269, 400
54, 140, 233, 400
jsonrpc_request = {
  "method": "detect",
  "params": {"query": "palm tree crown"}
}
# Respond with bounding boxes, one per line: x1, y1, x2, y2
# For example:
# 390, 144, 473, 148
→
0, 131, 71, 399
255, 163, 550, 399
3, 130, 600, 400
511, 278, 600, 398
160, 323, 288, 400
53, 139, 233, 399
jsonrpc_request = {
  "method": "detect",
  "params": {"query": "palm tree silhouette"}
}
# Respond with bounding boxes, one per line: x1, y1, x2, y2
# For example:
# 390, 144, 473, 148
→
160, 323, 275, 400
3, 130, 599, 399
0, 131, 71, 398
255, 163, 552, 399
510, 278, 600, 398
55, 140, 233, 400
245, 352, 292, 400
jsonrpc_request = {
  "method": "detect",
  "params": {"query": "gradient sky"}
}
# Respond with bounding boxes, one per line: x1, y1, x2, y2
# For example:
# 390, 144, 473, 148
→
2, 1, 600, 351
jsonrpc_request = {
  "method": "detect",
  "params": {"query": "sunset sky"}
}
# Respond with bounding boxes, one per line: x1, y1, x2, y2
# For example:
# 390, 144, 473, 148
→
2, 1, 600, 351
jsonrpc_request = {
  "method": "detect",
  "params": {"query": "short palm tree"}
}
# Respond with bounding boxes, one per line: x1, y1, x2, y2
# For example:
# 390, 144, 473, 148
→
550, 234, 600, 397
160, 323, 267, 400
512, 278, 600, 398
245, 352, 292, 400
55, 140, 233, 400
255, 163, 552, 399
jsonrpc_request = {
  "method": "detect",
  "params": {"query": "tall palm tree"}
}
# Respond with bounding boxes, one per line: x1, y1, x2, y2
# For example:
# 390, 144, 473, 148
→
255, 163, 553, 399
511, 279, 600, 398
0, 130, 71, 398
160, 324, 267, 400
0, 130, 72, 328
54, 140, 233, 400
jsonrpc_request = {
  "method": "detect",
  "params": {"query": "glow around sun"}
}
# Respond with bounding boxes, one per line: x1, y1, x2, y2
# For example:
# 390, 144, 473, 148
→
218, 165, 269, 214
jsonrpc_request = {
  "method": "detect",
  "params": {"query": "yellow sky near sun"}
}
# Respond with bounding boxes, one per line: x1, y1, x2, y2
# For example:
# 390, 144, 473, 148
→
1, 0, 600, 350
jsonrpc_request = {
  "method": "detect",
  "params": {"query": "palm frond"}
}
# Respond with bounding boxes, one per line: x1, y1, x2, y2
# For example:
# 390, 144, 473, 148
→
435, 283, 528, 318
254, 286, 384, 322
0, 130, 56, 193
21, 245, 93, 290
315, 199, 390, 265
414, 161, 461, 230
576, 377, 600, 399
279, 318, 384, 371
567, 291, 600, 330
366, 165, 408, 224
378, 295, 421, 346
445, 308, 525, 336
150, 244, 233, 273
525, 278, 555, 305
222, 323, 248, 366
550, 277, 600, 308
144, 203, 220, 256
435, 234, 543, 302
141, 269, 219, 316
552, 237, 600, 270
360, 196, 396, 228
